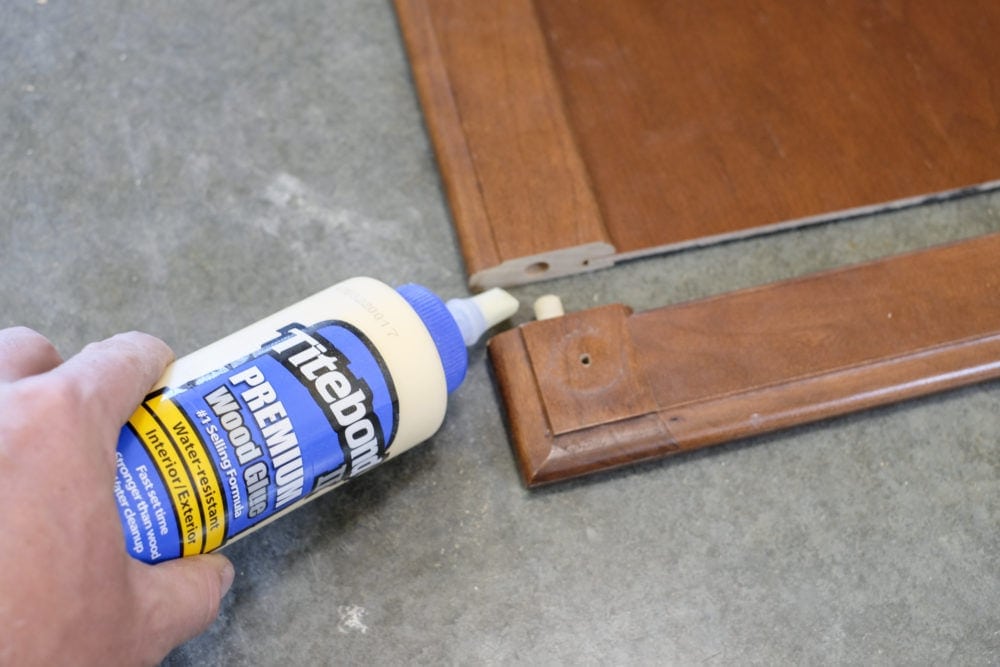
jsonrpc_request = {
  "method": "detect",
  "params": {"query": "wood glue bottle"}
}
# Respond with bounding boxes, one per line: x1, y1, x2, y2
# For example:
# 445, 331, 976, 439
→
113, 277, 518, 562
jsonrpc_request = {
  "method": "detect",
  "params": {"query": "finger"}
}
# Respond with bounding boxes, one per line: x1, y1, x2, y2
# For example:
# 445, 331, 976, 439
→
0, 327, 63, 382
50, 331, 174, 434
130, 554, 235, 663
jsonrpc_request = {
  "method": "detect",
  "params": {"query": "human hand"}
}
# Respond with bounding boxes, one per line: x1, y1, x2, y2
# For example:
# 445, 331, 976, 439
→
0, 327, 234, 666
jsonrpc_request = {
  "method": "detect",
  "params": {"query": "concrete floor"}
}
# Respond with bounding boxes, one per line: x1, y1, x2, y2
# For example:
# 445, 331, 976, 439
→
3, 1, 998, 664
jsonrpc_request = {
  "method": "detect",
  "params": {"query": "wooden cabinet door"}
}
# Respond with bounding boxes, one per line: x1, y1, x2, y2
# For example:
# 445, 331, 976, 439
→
396, 0, 1000, 287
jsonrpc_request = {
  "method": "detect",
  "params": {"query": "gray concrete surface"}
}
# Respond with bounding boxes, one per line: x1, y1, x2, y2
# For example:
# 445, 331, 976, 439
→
2, 1, 998, 664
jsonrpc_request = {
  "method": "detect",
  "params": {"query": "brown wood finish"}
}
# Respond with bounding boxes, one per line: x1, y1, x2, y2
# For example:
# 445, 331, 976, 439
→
395, 0, 1000, 288
488, 232, 1000, 487
393, 0, 615, 285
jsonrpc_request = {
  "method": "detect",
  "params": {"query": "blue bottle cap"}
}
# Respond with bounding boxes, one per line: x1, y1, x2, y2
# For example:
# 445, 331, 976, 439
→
395, 284, 467, 394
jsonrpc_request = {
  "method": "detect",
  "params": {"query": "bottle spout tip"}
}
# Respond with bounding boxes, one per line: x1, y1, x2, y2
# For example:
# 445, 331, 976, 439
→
447, 288, 519, 346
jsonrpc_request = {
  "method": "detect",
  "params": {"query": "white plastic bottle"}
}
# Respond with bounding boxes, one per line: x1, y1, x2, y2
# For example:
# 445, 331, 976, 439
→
113, 277, 518, 563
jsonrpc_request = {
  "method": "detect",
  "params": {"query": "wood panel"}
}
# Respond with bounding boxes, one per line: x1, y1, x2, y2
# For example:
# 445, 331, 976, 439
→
395, 0, 1000, 288
488, 232, 1000, 486
393, 0, 614, 285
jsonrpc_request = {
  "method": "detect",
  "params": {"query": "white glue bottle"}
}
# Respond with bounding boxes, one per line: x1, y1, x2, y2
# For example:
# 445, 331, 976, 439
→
114, 277, 518, 563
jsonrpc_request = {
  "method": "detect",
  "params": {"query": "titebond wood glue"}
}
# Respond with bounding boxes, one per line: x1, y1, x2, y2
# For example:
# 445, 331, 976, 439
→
113, 277, 517, 562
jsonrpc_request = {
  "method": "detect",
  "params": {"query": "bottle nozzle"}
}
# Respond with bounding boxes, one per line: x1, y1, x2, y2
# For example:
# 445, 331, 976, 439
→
447, 288, 520, 346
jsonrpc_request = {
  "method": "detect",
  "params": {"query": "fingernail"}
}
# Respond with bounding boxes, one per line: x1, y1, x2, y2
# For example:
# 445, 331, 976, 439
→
219, 560, 235, 598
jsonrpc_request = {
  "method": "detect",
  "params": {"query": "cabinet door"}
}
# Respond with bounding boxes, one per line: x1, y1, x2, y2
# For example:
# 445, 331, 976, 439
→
396, 0, 1000, 287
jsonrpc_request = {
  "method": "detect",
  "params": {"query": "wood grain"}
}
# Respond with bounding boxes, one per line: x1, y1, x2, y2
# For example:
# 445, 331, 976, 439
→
394, 0, 614, 286
488, 232, 1000, 486
396, 0, 1000, 287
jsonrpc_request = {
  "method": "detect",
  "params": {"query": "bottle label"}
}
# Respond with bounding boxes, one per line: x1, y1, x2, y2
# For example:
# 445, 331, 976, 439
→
114, 321, 399, 562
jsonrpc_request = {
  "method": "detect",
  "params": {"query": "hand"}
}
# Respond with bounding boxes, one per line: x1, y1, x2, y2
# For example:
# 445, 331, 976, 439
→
0, 327, 234, 666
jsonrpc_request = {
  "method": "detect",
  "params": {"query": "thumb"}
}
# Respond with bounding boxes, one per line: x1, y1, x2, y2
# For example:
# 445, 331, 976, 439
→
130, 554, 235, 662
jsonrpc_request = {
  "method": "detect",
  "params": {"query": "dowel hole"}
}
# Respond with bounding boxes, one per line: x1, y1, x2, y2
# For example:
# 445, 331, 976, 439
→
579, 353, 592, 367
524, 261, 550, 275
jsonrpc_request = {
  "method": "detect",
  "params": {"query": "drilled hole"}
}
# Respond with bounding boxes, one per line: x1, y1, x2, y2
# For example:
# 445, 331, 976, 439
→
524, 261, 550, 275
579, 353, 592, 367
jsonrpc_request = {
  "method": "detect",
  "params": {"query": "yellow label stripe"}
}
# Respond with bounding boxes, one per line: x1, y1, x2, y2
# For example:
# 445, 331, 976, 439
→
128, 404, 204, 556
144, 393, 228, 553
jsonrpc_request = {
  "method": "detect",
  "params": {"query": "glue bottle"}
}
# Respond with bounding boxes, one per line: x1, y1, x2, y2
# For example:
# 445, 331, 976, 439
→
113, 277, 518, 563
